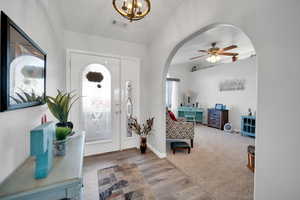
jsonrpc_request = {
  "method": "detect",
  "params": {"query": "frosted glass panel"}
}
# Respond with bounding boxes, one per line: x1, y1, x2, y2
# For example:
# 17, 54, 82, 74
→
82, 64, 112, 142
126, 81, 133, 137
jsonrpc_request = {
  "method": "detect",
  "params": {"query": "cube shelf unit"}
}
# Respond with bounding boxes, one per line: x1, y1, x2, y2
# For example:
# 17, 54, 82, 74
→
241, 115, 256, 137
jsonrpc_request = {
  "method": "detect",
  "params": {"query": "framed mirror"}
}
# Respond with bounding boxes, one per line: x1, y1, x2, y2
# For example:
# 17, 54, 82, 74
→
0, 12, 46, 111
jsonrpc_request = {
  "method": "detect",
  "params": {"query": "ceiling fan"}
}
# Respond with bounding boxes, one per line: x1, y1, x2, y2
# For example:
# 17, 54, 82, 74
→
190, 42, 239, 63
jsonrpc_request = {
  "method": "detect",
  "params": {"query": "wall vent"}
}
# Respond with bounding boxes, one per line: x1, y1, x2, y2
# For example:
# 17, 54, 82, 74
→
112, 20, 128, 28
190, 64, 215, 72
191, 65, 201, 72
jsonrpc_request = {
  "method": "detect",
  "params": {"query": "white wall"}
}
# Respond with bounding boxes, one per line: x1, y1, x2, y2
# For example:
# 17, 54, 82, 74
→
64, 30, 147, 59
189, 57, 257, 130
0, 0, 65, 183
144, 0, 300, 199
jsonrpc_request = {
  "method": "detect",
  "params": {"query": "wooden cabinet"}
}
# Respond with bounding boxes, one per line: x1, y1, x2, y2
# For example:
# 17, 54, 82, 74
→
207, 109, 228, 130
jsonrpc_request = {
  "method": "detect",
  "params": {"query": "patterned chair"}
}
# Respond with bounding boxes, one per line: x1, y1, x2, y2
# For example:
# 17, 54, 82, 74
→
166, 111, 195, 148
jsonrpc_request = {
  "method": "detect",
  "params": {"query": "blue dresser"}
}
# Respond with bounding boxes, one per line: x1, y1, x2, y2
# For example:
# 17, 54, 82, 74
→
241, 115, 256, 137
178, 106, 204, 123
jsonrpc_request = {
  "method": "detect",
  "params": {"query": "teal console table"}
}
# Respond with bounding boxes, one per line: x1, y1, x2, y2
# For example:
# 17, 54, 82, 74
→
0, 133, 85, 200
241, 116, 256, 137
178, 106, 204, 123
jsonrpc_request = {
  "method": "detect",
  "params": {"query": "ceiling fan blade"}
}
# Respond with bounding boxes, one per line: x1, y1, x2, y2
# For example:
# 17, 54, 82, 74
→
222, 45, 237, 51
219, 52, 239, 56
190, 55, 207, 60
198, 50, 208, 53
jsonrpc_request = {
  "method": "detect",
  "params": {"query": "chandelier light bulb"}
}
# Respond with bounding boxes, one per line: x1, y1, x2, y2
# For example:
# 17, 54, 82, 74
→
122, 1, 127, 10
137, 1, 142, 8
127, 2, 132, 9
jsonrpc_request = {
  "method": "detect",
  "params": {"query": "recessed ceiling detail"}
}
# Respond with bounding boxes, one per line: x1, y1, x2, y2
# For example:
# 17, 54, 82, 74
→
59, 0, 182, 44
171, 25, 256, 66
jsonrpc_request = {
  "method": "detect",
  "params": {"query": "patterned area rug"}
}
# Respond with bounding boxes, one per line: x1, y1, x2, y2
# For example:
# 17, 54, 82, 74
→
98, 163, 155, 200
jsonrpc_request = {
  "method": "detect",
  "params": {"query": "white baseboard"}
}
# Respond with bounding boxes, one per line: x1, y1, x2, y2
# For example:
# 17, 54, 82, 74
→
147, 143, 167, 158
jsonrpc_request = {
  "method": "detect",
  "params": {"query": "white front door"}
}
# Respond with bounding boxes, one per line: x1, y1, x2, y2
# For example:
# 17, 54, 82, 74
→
69, 52, 121, 155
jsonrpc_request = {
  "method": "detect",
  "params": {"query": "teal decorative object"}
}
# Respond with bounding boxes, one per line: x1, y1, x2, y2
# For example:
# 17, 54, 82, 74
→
30, 122, 55, 179
241, 115, 256, 137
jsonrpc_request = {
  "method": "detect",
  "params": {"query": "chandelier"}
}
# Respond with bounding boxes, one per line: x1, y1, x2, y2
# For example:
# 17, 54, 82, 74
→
112, 0, 151, 22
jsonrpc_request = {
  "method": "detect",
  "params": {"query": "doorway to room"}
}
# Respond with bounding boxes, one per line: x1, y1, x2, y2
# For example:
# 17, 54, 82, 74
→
69, 52, 121, 155
164, 24, 257, 200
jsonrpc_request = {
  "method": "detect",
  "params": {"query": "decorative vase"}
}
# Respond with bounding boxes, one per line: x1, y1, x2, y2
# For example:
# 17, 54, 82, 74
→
56, 121, 73, 130
54, 140, 66, 156
140, 136, 147, 154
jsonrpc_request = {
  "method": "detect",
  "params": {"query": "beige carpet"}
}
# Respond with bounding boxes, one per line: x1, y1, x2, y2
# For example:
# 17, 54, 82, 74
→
166, 125, 255, 200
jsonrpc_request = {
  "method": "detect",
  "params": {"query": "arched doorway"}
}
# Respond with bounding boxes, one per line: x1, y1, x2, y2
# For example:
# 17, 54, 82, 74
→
163, 23, 257, 200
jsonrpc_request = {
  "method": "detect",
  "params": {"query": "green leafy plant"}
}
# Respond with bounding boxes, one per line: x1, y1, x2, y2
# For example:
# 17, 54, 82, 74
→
46, 90, 79, 123
10, 89, 45, 104
56, 127, 72, 141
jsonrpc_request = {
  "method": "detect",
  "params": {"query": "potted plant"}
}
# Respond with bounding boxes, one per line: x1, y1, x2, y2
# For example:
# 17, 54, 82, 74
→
129, 117, 154, 154
46, 90, 79, 129
54, 127, 72, 156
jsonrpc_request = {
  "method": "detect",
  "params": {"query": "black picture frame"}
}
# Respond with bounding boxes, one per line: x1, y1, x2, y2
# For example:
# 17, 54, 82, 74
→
0, 11, 47, 112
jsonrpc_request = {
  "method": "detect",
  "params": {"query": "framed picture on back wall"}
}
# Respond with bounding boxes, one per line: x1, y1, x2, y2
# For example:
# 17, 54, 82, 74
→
0, 11, 47, 112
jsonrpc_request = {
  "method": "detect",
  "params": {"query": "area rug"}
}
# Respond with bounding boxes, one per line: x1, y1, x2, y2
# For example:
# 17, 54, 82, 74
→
98, 163, 155, 200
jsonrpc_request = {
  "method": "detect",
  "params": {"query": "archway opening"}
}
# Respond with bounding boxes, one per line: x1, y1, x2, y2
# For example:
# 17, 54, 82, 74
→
164, 24, 257, 200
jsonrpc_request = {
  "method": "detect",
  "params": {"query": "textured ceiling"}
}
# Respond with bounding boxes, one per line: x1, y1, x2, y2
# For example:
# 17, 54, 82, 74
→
171, 25, 256, 67
58, 0, 182, 44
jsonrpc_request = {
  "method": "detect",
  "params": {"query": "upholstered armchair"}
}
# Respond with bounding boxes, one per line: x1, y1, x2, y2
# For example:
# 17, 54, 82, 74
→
166, 111, 195, 147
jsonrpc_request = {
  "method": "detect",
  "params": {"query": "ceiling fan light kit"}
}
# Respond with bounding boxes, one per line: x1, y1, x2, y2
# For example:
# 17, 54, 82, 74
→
206, 55, 221, 63
112, 0, 151, 22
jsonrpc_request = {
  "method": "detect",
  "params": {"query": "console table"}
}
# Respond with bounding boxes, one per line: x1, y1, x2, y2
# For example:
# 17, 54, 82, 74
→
178, 107, 204, 123
0, 133, 85, 200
